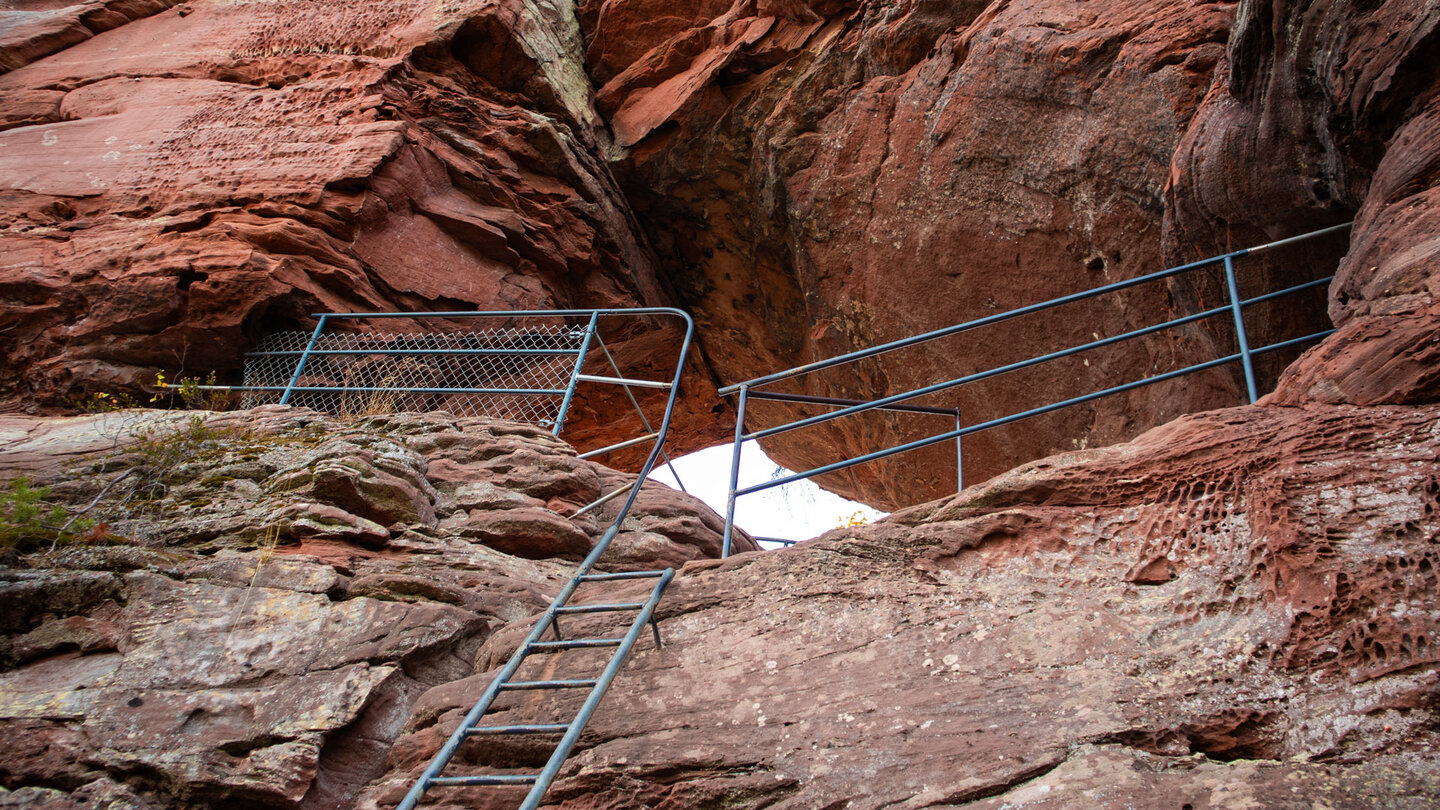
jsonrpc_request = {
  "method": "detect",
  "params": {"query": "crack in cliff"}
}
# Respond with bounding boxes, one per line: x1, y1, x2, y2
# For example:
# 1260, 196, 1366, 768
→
881, 750, 1068, 809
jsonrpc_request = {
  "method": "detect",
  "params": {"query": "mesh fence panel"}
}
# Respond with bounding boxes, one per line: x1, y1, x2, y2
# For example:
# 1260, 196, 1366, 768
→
242, 321, 588, 425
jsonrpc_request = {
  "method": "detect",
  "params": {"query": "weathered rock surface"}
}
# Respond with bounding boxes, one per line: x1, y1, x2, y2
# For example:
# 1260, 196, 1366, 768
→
585, 0, 1264, 504
368, 402, 1440, 807
1, 0, 1438, 807
3, 0, 1434, 510
0, 407, 747, 807
0, 0, 725, 463
581, 0, 1438, 506
1168, 0, 1440, 411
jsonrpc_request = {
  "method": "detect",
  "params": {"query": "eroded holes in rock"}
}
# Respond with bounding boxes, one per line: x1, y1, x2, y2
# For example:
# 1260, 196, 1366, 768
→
218, 735, 291, 757
176, 269, 208, 292
1182, 709, 1282, 761
980, 528, 1020, 547
1085, 255, 1106, 272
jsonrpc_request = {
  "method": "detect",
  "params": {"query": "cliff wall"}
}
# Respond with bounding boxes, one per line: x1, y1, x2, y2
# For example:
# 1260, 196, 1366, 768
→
0, 0, 1437, 807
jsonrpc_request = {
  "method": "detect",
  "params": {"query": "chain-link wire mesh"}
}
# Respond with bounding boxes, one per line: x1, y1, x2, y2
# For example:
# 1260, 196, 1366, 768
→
242, 321, 589, 425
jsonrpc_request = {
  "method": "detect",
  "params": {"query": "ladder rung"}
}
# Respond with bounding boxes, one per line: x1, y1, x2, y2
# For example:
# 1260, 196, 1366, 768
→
575, 373, 672, 389
499, 679, 599, 690
555, 602, 646, 614
429, 774, 539, 786
465, 723, 569, 735
529, 638, 624, 650
578, 570, 666, 582
577, 431, 661, 460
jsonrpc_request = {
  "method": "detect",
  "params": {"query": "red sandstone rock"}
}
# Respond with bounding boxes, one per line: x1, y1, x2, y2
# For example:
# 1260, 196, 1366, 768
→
1157, 0, 1440, 412
1, 1, 1438, 805
582, 0, 1291, 506
368, 402, 1440, 808
580, 0, 1437, 508
0, 407, 738, 807
0, 0, 726, 464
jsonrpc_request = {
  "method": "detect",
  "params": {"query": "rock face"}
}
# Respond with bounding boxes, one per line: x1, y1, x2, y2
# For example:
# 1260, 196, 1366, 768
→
368, 402, 1440, 808
580, 0, 1438, 506
2, 0, 1432, 509
0, 0, 724, 461
0, 407, 751, 808
591, 0, 1257, 504
1, 0, 1438, 807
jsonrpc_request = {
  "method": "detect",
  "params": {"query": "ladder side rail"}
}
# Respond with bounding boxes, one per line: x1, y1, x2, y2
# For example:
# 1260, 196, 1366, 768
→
396, 308, 694, 809
518, 569, 676, 810
395, 563, 599, 810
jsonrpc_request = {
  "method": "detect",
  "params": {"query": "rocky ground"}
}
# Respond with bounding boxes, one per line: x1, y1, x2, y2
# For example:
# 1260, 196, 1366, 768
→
364, 401, 1440, 809
2, 401, 1437, 808
0, 407, 753, 808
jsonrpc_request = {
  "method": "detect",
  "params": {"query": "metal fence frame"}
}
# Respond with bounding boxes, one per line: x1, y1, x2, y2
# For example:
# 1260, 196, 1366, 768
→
231, 307, 696, 809
232, 307, 693, 489
385, 307, 696, 810
718, 223, 1352, 555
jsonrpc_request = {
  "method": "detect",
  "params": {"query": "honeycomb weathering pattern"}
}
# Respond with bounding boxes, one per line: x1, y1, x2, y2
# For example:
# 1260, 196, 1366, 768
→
242, 321, 589, 425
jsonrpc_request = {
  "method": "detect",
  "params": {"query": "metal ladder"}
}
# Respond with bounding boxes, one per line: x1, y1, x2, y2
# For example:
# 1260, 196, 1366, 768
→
397, 560, 675, 809
393, 308, 697, 808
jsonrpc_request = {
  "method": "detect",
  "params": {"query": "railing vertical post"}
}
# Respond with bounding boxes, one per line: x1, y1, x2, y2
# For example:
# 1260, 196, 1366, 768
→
721, 385, 749, 558
279, 315, 327, 405
954, 408, 964, 492
1223, 255, 1260, 403
553, 311, 599, 435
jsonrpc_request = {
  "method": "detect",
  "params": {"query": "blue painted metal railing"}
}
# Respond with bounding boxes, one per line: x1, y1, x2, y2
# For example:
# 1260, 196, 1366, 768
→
381, 308, 695, 810
718, 223, 1352, 555
222, 308, 697, 807
236, 308, 690, 487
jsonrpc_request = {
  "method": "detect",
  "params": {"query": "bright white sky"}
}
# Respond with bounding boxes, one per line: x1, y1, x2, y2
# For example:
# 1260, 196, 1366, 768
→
647, 440, 885, 549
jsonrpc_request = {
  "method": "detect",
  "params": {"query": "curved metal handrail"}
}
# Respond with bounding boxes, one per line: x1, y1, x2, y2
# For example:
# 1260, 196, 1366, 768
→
720, 223, 1352, 555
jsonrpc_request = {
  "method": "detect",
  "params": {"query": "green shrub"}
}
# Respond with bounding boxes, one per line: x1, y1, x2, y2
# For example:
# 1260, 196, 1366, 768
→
0, 475, 100, 554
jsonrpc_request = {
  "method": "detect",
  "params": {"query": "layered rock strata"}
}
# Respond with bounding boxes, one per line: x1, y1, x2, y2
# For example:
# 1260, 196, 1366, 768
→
0, 0, 725, 459
368, 401, 1440, 808
0, 407, 751, 808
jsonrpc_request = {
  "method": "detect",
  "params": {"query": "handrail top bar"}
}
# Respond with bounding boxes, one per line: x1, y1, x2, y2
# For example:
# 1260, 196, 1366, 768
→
745, 389, 960, 416
717, 222, 1350, 395
737, 275, 1334, 444
308, 307, 692, 319
733, 327, 1333, 498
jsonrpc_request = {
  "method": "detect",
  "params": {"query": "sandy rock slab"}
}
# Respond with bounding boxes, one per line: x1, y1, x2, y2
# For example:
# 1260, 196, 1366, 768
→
367, 402, 1440, 808
0, 0, 735, 463
0, 407, 739, 807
